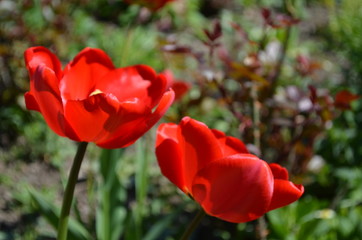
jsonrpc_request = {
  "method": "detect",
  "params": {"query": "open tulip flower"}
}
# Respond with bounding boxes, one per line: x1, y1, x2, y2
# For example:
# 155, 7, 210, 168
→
24, 46, 174, 149
156, 117, 304, 223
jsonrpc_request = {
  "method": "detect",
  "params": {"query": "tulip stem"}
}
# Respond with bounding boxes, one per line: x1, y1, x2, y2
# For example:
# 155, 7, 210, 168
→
57, 141, 88, 240
180, 208, 206, 240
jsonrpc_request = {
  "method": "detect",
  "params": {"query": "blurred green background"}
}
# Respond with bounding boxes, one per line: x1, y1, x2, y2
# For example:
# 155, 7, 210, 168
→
1, 0, 362, 239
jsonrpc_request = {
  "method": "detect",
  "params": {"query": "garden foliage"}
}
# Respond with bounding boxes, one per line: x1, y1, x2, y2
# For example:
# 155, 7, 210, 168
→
0, 0, 361, 239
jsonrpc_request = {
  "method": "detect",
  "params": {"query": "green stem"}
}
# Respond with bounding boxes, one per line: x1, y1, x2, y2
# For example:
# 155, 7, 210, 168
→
57, 141, 88, 240
180, 208, 206, 240
102, 189, 111, 240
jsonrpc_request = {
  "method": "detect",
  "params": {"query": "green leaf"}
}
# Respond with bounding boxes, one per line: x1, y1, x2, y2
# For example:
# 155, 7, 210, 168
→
96, 148, 127, 240
143, 211, 181, 240
28, 188, 92, 240
135, 138, 150, 231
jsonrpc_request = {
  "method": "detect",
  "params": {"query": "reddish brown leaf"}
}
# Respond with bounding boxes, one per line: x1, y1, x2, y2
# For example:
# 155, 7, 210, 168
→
334, 90, 360, 110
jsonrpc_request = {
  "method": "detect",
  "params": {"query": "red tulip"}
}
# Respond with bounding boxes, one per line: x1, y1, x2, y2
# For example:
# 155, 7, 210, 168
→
155, 117, 304, 223
162, 70, 190, 101
125, 0, 175, 11
24, 46, 174, 149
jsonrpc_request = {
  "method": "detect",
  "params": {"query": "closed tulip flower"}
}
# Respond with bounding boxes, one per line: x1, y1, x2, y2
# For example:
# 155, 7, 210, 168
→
24, 46, 174, 149
155, 117, 304, 223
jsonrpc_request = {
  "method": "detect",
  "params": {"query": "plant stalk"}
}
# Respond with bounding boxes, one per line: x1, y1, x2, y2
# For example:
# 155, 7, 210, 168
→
57, 141, 88, 240
251, 83, 267, 240
180, 208, 206, 240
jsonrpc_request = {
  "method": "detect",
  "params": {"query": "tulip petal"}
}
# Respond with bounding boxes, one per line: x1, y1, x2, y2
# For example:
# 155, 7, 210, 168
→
24, 47, 62, 112
24, 92, 40, 112
24, 46, 62, 79
147, 71, 168, 107
95, 66, 151, 103
211, 129, 249, 156
61, 48, 115, 101
178, 117, 223, 191
31, 65, 66, 137
268, 179, 304, 211
95, 65, 167, 108
145, 89, 175, 128
268, 163, 304, 211
96, 89, 175, 149
156, 122, 179, 146
156, 123, 186, 192
192, 154, 274, 223
268, 163, 289, 180
64, 92, 146, 143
